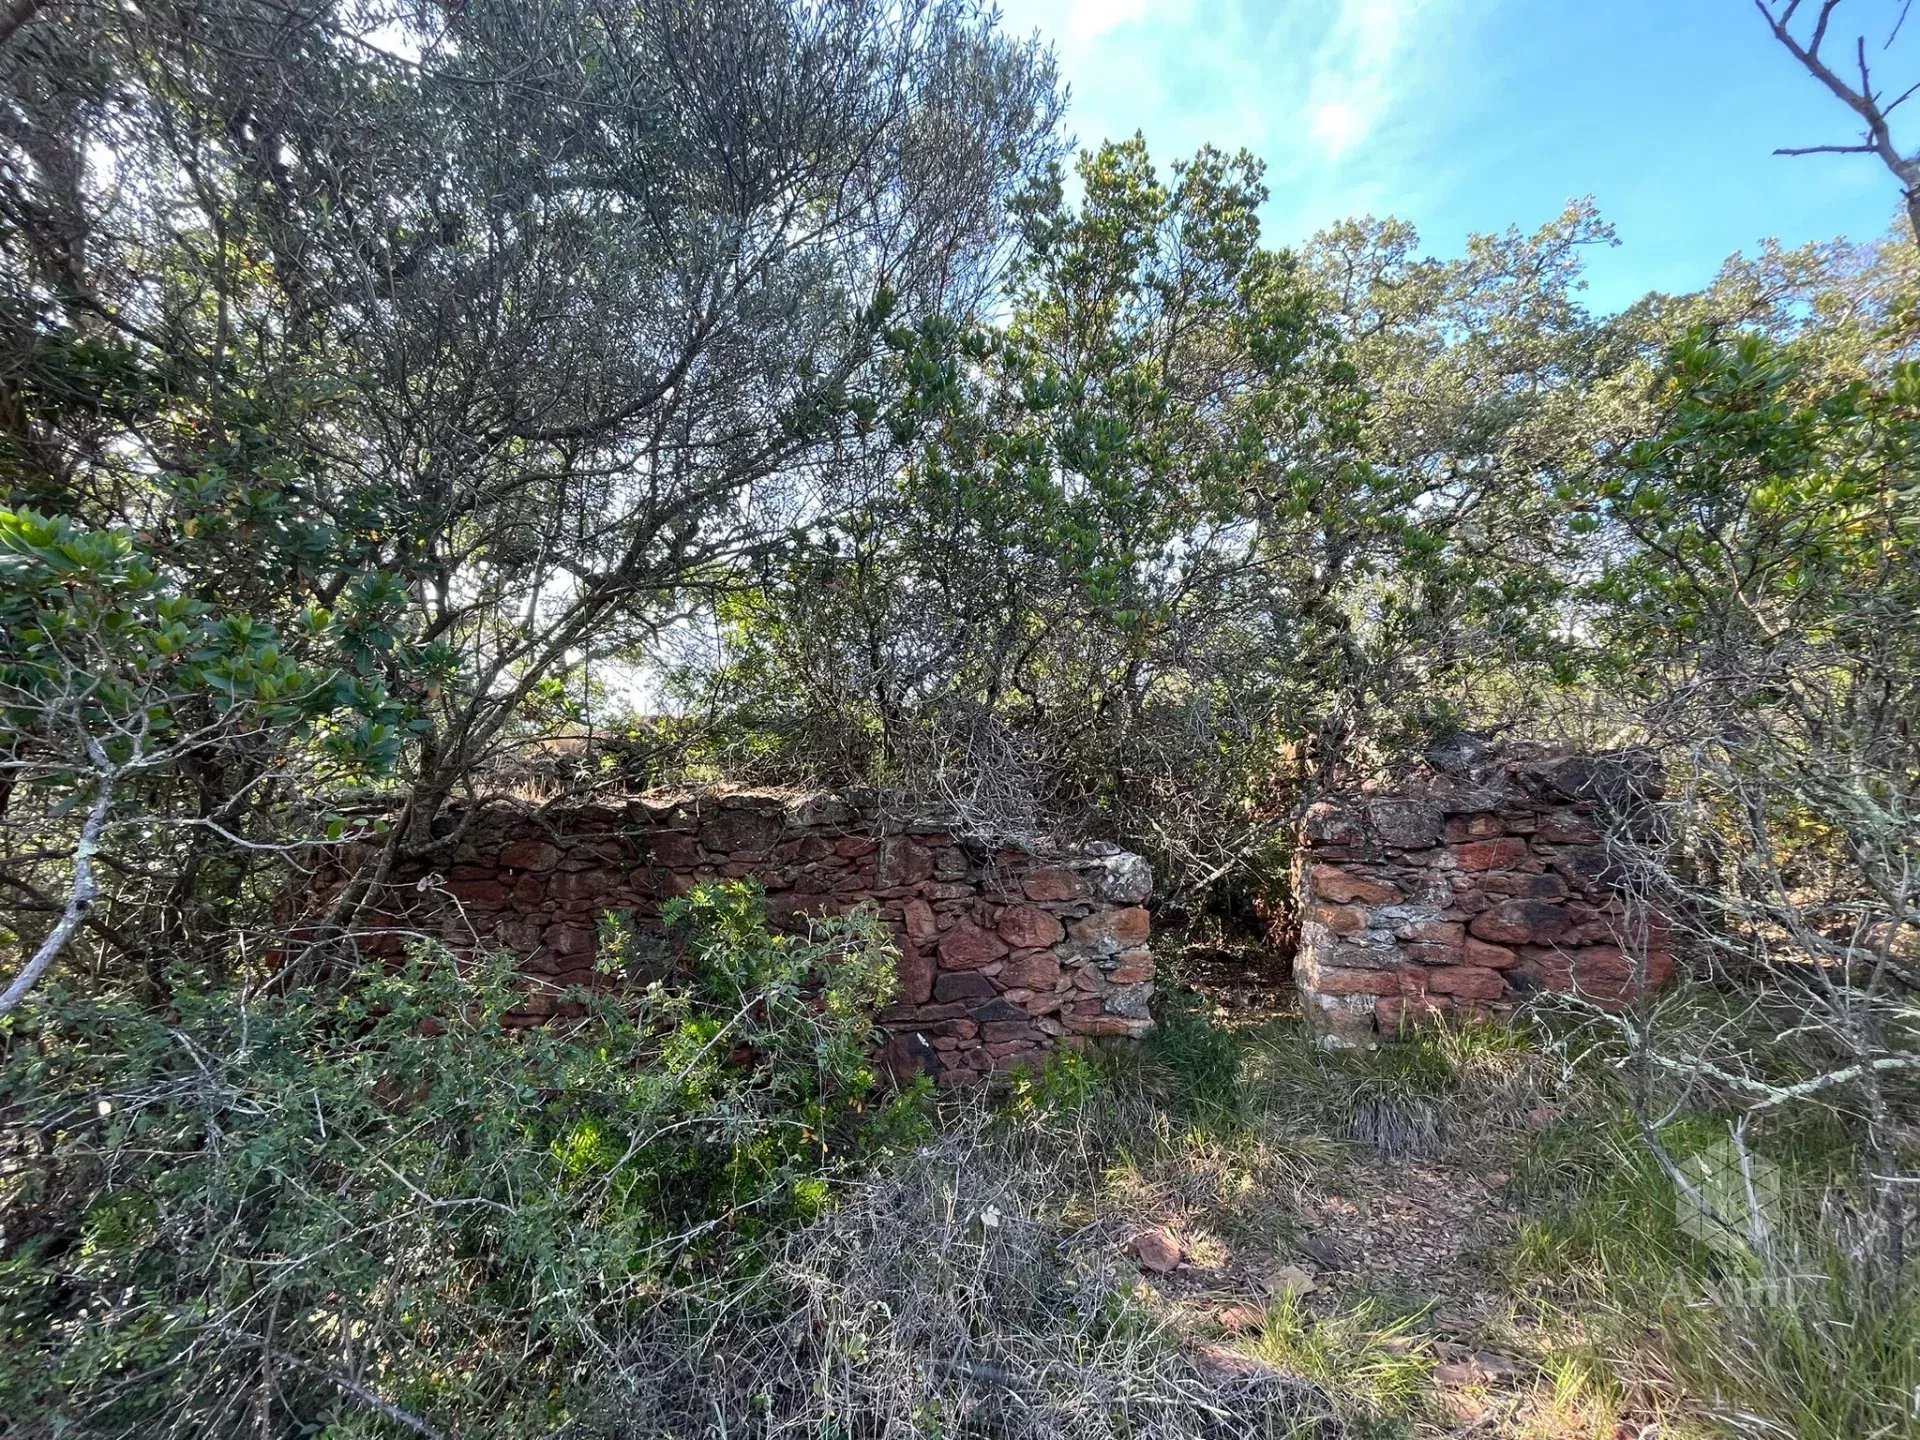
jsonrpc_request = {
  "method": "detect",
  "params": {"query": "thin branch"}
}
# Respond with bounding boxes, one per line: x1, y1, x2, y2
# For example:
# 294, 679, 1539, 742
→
0, 747, 114, 1017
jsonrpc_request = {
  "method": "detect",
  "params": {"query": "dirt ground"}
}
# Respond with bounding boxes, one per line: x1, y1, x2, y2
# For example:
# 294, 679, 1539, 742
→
1142, 948, 1660, 1439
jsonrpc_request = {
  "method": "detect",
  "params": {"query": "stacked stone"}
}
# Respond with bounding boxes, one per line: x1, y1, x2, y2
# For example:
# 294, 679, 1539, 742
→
305, 788, 1154, 1083
1291, 747, 1674, 1046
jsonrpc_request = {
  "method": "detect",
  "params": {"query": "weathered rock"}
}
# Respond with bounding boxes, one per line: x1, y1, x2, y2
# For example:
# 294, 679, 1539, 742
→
1468, 900, 1571, 946
1424, 966, 1506, 999
937, 923, 1009, 969
1306, 900, 1368, 935
499, 840, 563, 872
932, 970, 996, 1002
1086, 851, 1153, 904
999, 950, 1062, 991
1125, 1229, 1183, 1273
1307, 863, 1403, 905
1447, 837, 1527, 872
1365, 797, 1443, 849
1069, 906, 1151, 947
1022, 865, 1083, 901
997, 904, 1065, 949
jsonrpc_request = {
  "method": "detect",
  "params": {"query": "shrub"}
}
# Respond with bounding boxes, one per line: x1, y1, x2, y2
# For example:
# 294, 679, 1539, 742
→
0, 882, 908, 1438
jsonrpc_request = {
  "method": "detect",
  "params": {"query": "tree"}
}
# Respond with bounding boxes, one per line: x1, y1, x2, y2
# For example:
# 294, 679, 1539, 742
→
1757, 0, 1920, 241
0, 0, 1061, 989
1572, 328, 1920, 1262
694, 138, 1397, 891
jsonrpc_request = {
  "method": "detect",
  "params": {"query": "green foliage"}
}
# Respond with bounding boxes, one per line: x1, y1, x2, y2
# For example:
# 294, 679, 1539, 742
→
697, 137, 1393, 888
1140, 989, 1249, 1124
1579, 330, 1920, 680
0, 883, 910, 1438
0, 507, 418, 778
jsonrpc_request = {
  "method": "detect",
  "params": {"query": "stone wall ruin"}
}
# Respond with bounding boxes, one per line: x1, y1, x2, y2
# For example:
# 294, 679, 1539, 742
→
307, 789, 1155, 1084
1291, 744, 1674, 1046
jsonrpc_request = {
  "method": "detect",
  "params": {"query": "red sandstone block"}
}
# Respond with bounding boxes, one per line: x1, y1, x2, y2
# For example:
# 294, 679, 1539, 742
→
446, 879, 511, 908
1426, 966, 1507, 999
1397, 918, 1465, 945
796, 834, 837, 862
1468, 899, 1571, 945
1062, 1013, 1149, 1037
1403, 940, 1464, 965
897, 944, 935, 1005
1449, 838, 1528, 872
1307, 863, 1402, 905
981, 1019, 1042, 1045
999, 949, 1061, 991
1537, 809, 1601, 844
1304, 966, 1397, 996
1464, 937, 1517, 968
1482, 871, 1568, 899
500, 840, 562, 872
1306, 901, 1367, 935
544, 925, 593, 958
835, 836, 879, 859
1022, 865, 1084, 901
881, 838, 934, 885
1444, 813, 1505, 842
699, 811, 781, 855
937, 923, 1008, 969
548, 868, 616, 900
998, 904, 1065, 949
1069, 906, 1150, 946
647, 832, 703, 868
1108, 949, 1153, 984
903, 898, 938, 946
984, 1042, 1044, 1066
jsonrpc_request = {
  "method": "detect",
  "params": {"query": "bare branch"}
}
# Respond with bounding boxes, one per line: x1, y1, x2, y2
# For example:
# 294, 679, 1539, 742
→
0, 745, 115, 1017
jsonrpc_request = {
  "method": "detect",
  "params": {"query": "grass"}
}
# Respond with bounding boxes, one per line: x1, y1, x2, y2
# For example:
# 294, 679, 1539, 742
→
1236, 1291, 1437, 1428
1001, 981, 1920, 1439
1509, 1107, 1920, 1438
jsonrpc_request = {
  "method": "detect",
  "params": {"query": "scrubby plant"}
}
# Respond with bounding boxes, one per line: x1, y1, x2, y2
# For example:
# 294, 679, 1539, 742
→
0, 883, 908, 1438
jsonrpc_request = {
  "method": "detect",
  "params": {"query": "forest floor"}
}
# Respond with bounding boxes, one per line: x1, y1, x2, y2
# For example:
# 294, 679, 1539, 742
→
1100, 940, 1693, 1439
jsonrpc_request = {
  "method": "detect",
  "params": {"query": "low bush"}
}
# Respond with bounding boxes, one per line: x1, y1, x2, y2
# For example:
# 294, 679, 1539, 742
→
0, 882, 909, 1438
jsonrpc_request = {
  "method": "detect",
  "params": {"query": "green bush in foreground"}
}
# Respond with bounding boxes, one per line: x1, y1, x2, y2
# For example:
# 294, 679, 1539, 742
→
0, 883, 910, 1439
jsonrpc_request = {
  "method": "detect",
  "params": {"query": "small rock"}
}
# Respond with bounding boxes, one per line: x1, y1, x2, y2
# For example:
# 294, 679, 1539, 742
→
1125, 1228, 1183, 1273
1473, 1350, 1524, 1382
1272, 1264, 1318, 1297
1216, 1303, 1265, 1334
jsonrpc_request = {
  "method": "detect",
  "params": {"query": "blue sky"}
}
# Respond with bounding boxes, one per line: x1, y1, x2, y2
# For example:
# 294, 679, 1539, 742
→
993, 0, 1916, 312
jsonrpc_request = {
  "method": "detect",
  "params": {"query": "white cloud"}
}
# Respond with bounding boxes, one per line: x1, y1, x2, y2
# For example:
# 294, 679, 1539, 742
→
1064, 0, 1153, 47
1302, 0, 1428, 159
994, 0, 1476, 243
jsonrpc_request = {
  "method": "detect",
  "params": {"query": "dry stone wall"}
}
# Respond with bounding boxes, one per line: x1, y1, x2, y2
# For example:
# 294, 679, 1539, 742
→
307, 789, 1154, 1084
1292, 745, 1674, 1046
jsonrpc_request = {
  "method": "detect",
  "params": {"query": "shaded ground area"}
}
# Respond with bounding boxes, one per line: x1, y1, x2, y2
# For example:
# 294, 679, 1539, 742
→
1113, 942, 1668, 1437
